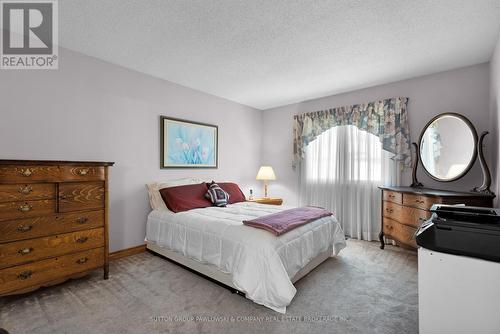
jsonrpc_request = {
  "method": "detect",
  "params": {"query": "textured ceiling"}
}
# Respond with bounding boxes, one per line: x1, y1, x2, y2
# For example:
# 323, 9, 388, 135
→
59, 0, 500, 110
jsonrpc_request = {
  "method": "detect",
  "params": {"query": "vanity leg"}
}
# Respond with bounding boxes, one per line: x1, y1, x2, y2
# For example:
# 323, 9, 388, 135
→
379, 231, 385, 249
379, 189, 385, 249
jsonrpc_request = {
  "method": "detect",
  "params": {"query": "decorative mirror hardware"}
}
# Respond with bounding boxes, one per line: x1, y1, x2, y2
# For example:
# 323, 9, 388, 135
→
472, 131, 494, 195
410, 142, 423, 187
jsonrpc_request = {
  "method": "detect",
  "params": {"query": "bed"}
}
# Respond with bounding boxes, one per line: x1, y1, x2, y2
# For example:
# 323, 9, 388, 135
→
145, 199, 346, 313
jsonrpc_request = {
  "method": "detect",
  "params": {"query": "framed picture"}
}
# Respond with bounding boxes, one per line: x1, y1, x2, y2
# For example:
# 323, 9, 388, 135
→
160, 116, 218, 168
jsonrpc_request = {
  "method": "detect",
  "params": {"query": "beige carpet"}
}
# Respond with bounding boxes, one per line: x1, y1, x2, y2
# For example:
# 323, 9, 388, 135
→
0, 240, 418, 334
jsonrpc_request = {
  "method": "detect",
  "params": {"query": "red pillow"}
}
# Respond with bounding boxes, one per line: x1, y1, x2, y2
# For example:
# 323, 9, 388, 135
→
211, 182, 246, 204
159, 183, 212, 213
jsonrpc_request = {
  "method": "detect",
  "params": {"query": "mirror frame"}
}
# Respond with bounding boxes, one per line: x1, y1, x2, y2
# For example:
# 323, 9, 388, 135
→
418, 112, 478, 182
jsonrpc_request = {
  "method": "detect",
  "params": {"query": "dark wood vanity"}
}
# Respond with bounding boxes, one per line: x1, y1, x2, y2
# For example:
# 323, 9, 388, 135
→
379, 186, 494, 249
380, 113, 496, 250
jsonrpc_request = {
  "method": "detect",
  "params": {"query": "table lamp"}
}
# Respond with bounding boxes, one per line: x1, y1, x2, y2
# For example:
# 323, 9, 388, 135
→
256, 166, 276, 198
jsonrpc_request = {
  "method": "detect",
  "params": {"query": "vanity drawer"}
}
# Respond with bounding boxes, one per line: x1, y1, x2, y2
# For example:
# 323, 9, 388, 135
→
0, 210, 104, 243
0, 228, 104, 269
60, 166, 105, 182
0, 247, 104, 296
59, 182, 105, 213
403, 193, 440, 210
400, 207, 431, 228
0, 200, 56, 222
0, 166, 60, 183
0, 183, 55, 203
382, 201, 402, 221
383, 190, 402, 204
383, 217, 417, 248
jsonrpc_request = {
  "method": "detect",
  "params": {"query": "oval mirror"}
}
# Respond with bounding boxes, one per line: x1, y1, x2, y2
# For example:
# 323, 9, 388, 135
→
419, 113, 478, 182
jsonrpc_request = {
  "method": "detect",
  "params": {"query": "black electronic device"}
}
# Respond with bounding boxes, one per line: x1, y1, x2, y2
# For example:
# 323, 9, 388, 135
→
416, 204, 500, 262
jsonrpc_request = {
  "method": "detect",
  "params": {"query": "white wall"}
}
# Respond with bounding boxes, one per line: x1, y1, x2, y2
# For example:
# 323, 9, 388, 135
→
262, 63, 492, 206
0, 48, 263, 252
490, 34, 500, 206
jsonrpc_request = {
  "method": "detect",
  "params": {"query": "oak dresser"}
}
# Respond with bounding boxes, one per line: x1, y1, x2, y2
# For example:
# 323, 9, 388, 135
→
379, 186, 494, 250
0, 160, 114, 296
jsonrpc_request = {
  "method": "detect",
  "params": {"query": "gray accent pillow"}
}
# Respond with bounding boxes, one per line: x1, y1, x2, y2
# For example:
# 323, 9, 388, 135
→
205, 182, 230, 207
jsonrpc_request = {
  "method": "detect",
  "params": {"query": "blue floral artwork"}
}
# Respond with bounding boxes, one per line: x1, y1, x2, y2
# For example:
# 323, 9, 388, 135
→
162, 118, 217, 168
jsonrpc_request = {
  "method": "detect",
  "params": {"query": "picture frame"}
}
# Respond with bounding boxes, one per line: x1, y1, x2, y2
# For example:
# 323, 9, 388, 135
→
160, 116, 218, 169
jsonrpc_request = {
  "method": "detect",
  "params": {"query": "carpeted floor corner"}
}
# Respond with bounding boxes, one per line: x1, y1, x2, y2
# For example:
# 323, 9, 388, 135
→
0, 240, 418, 334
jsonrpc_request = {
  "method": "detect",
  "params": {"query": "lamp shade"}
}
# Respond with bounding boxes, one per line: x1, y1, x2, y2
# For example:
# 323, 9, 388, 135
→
256, 166, 276, 181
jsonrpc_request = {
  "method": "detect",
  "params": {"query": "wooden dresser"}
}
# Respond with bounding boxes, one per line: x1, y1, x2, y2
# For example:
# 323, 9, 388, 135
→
0, 160, 113, 296
379, 186, 494, 250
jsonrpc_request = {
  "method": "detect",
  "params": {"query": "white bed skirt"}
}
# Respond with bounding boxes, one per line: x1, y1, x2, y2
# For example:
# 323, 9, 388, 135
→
146, 241, 334, 290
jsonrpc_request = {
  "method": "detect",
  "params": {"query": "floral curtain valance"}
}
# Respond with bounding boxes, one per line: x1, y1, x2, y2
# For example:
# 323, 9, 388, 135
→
293, 97, 411, 168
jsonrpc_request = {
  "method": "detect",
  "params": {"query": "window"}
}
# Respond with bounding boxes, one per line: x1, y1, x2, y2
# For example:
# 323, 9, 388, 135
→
305, 125, 383, 183
300, 125, 400, 241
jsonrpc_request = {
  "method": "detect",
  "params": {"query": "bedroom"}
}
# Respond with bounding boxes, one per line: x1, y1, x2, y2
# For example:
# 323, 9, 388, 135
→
1, 1, 500, 333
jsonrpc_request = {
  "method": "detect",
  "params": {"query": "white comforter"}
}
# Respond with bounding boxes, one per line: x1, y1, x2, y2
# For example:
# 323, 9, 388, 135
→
145, 202, 346, 313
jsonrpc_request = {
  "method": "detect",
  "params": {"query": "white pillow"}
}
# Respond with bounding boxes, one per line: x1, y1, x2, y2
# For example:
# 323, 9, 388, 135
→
146, 178, 202, 211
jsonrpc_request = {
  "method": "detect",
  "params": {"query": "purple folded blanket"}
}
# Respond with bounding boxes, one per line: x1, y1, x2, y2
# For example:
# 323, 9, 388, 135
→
242, 207, 333, 236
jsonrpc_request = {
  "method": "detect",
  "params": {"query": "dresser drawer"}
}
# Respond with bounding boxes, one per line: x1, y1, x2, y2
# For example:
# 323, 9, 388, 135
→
403, 193, 441, 210
0, 210, 104, 243
383, 217, 417, 248
0, 199, 56, 222
0, 166, 60, 183
59, 182, 105, 213
0, 183, 55, 203
383, 190, 402, 204
0, 247, 104, 296
382, 201, 402, 221
60, 166, 105, 182
399, 206, 431, 228
0, 228, 104, 269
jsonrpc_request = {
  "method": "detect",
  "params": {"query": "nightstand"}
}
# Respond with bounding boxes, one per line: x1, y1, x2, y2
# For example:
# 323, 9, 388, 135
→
247, 197, 283, 205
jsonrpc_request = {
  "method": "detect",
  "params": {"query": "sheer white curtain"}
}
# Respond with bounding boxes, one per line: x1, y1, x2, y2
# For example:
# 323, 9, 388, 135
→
299, 125, 401, 241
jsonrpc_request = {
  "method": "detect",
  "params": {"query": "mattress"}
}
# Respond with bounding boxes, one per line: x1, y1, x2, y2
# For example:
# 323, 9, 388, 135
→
145, 201, 346, 313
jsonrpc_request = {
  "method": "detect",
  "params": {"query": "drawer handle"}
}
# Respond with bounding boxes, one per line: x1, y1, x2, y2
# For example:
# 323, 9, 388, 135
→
78, 168, 90, 176
59, 194, 73, 200
415, 199, 425, 204
385, 224, 393, 230
18, 185, 33, 195
388, 194, 395, 198
385, 208, 394, 213
76, 217, 89, 224
18, 247, 33, 255
76, 257, 89, 264
418, 217, 427, 222
76, 236, 89, 243
18, 203, 32, 212
20, 168, 34, 177
18, 270, 32, 280
17, 224, 33, 232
